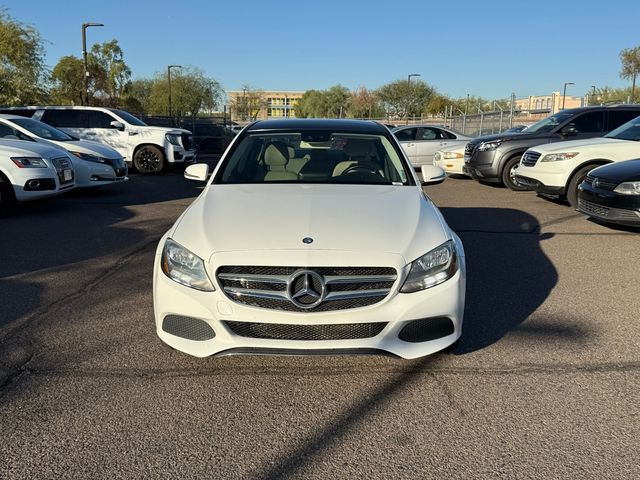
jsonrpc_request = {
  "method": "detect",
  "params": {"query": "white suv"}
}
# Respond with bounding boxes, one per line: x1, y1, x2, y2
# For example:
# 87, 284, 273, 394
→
1, 107, 196, 173
0, 139, 75, 215
515, 115, 640, 207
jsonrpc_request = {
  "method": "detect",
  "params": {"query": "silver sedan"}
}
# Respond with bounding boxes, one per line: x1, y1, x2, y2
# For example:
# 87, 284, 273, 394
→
393, 124, 472, 167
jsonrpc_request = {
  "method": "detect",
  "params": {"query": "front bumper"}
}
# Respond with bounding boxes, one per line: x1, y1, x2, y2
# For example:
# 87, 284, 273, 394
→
167, 144, 197, 164
513, 175, 565, 196
435, 159, 467, 176
153, 245, 466, 359
577, 183, 640, 226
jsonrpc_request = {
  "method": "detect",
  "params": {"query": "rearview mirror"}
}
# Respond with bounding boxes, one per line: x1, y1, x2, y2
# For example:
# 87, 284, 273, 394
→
421, 165, 446, 185
184, 163, 210, 182
110, 120, 125, 131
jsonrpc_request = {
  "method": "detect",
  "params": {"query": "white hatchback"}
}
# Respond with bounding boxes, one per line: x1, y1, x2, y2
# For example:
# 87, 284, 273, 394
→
0, 114, 127, 187
153, 119, 466, 359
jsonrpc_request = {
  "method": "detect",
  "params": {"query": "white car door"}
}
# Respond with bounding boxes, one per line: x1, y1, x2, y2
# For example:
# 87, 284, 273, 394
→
415, 127, 451, 165
84, 111, 130, 159
394, 127, 419, 165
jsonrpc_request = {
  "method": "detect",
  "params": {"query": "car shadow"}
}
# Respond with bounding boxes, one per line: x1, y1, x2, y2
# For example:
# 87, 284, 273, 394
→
438, 207, 559, 354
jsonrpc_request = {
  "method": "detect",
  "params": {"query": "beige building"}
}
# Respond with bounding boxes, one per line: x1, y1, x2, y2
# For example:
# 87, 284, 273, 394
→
515, 91, 585, 114
228, 90, 304, 121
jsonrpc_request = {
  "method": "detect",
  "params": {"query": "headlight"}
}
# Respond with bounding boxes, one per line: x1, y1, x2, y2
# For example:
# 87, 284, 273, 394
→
400, 240, 458, 293
540, 152, 579, 162
69, 151, 108, 163
166, 133, 181, 146
10, 157, 48, 168
442, 151, 463, 160
613, 181, 640, 195
477, 140, 502, 151
161, 239, 215, 291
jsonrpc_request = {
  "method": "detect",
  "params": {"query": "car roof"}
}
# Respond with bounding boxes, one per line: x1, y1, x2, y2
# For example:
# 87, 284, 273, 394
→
247, 119, 389, 134
0, 113, 31, 121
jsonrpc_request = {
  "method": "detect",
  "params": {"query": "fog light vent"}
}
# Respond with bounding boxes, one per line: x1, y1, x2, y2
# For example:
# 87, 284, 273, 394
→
162, 315, 215, 341
398, 317, 454, 343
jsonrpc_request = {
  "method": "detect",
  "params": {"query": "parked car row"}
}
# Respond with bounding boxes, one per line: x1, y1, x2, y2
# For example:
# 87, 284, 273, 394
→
392, 105, 640, 229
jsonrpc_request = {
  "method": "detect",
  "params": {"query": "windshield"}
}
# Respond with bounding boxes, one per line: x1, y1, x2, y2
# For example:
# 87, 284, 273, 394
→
12, 117, 75, 141
525, 112, 574, 133
111, 109, 147, 126
215, 131, 412, 185
604, 116, 640, 141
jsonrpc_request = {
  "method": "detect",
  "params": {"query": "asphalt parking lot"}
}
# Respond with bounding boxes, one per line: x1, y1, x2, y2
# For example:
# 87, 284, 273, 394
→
1, 158, 639, 479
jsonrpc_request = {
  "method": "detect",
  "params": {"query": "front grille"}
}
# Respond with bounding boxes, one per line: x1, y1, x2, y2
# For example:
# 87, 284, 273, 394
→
223, 321, 387, 340
578, 199, 640, 221
521, 151, 541, 167
584, 175, 618, 191
464, 143, 475, 156
182, 133, 194, 150
51, 157, 74, 184
216, 266, 397, 313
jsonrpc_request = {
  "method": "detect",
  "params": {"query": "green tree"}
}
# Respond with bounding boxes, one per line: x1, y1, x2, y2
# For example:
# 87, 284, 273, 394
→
296, 89, 329, 118
230, 85, 268, 121
376, 79, 435, 120
50, 56, 84, 104
147, 67, 223, 117
620, 46, 640, 102
91, 39, 131, 106
121, 78, 153, 114
0, 9, 48, 105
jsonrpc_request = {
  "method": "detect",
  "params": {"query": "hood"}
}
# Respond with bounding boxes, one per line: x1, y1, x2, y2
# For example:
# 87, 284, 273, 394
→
529, 137, 627, 154
470, 131, 547, 145
129, 125, 192, 135
42, 138, 122, 159
171, 184, 450, 264
590, 159, 640, 182
0, 138, 69, 159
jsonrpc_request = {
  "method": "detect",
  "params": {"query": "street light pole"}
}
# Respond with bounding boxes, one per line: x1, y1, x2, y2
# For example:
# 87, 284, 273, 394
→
242, 87, 247, 121
406, 73, 420, 124
167, 65, 182, 119
82, 22, 104, 106
562, 82, 574, 110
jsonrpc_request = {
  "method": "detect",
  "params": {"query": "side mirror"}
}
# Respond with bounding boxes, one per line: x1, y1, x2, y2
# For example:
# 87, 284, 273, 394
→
184, 163, 210, 182
110, 120, 125, 131
561, 125, 577, 137
421, 165, 446, 185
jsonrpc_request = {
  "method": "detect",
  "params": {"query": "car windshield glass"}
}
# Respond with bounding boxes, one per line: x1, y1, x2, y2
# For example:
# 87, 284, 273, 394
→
604, 116, 640, 141
525, 112, 574, 133
111, 109, 147, 126
12, 117, 75, 141
215, 131, 412, 185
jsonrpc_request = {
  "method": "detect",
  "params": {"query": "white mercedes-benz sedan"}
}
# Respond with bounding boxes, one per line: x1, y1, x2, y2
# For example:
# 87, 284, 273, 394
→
153, 119, 466, 359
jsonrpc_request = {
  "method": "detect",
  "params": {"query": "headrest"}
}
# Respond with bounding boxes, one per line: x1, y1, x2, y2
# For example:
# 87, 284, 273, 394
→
343, 138, 375, 157
264, 142, 289, 167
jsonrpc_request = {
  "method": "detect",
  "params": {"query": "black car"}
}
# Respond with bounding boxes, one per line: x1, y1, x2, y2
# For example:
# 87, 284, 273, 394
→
578, 159, 640, 227
463, 105, 640, 190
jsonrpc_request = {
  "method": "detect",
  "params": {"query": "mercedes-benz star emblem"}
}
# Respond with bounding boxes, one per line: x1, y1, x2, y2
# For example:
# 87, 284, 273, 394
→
592, 177, 599, 188
287, 270, 326, 309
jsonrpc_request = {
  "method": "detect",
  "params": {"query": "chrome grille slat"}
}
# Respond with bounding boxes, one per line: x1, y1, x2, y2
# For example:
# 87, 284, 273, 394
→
324, 289, 392, 301
521, 151, 541, 167
216, 265, 397, 312
324, 275, 397, 284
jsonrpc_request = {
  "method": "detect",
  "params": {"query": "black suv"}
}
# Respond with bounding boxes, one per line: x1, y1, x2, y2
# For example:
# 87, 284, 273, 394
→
463, 105, 640, 190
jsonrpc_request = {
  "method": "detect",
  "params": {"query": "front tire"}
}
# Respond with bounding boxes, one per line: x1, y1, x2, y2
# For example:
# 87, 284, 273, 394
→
567, 165, 595, 209
0, 174, 16, 217
502, 155, 527, 191
133, 145, 165, 174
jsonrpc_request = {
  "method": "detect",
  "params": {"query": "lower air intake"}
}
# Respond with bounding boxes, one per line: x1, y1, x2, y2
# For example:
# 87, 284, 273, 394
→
397, 317, 455, 343
162, 315, 215, 341
224, 321, 387, 341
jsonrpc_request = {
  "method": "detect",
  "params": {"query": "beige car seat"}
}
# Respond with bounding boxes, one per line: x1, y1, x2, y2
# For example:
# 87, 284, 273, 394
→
263, 142, 298, 181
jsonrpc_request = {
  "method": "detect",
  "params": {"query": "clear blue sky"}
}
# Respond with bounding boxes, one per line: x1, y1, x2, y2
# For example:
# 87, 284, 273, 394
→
4, 0, 640, 100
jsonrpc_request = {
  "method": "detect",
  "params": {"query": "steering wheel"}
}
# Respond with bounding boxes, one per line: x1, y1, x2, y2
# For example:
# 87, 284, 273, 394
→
341, 164, 382, 176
